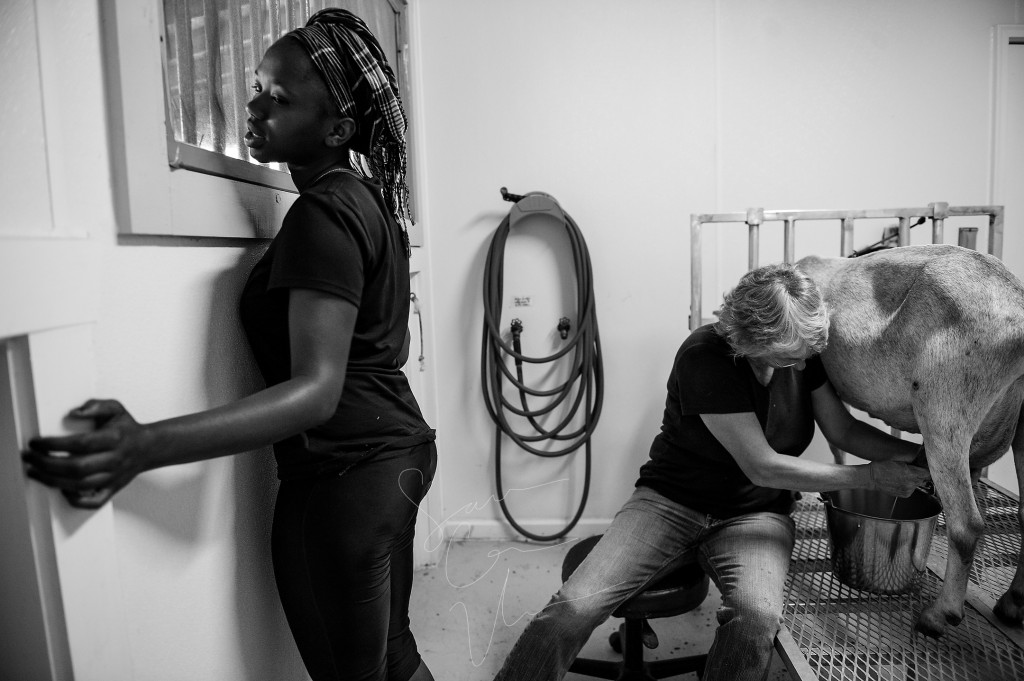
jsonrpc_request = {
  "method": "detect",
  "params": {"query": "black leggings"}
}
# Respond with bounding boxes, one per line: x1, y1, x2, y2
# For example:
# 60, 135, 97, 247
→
272, 442, 436, 681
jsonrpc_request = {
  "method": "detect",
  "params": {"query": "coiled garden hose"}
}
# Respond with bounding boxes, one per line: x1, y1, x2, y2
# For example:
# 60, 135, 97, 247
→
481, 188, 604, 541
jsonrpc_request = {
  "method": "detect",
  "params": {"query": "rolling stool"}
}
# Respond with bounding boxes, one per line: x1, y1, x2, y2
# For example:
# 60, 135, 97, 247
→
563, 535, 710, 681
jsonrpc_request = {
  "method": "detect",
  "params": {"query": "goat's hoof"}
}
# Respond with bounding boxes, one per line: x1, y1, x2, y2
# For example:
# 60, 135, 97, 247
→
914, 618, 945, 639
994, 591, 1024, 627
916, 606, 957, 638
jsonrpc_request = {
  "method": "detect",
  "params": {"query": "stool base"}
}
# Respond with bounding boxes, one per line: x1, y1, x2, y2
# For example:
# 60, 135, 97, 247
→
568, 618, 707, 681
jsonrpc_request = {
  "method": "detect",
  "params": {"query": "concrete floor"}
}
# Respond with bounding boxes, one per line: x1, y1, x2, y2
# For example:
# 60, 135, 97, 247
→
409, 538, 793, 680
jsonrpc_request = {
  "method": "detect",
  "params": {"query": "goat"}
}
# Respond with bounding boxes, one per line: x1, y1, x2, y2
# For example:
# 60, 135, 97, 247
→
796, 243, 1024, 637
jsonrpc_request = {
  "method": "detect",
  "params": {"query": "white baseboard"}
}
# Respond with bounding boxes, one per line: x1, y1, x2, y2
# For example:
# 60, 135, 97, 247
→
413, 518, 615, 568
439, 518, 614, 542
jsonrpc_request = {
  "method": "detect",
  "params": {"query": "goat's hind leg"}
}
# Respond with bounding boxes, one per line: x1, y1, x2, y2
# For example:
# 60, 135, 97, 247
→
994, 406, 1024, 627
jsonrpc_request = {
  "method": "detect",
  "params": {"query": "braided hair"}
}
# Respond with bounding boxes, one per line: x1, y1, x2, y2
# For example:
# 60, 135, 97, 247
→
287, 8, 413, 253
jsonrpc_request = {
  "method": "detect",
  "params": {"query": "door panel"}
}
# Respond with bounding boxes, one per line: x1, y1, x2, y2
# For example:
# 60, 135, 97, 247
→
987, 27, 1024, 496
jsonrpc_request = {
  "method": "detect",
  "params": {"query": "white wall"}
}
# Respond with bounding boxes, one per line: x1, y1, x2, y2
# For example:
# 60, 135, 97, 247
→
416, 0, 715, 535
415, 0, 1024, 536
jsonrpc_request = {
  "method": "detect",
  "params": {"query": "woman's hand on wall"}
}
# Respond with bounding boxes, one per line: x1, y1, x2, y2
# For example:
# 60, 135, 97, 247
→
22, 399, 150, 509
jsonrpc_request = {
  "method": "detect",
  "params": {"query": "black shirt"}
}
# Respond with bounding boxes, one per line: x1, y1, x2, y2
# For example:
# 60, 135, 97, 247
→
636, 324, 827, 517
239, 171, 434, 480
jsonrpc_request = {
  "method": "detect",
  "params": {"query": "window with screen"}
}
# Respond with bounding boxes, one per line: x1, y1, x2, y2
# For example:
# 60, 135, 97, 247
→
161, 0, 409, 194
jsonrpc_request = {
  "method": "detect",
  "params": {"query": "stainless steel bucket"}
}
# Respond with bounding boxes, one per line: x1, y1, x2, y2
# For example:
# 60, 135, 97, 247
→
821, 488, 942, 595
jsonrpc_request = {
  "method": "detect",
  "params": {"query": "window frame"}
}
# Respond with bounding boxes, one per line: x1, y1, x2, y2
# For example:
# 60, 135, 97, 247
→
104, 0, 417, 240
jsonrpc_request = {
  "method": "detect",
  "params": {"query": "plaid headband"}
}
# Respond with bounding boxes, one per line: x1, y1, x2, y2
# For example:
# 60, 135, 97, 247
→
288, 10, 405, 154
287, 9, 413, 246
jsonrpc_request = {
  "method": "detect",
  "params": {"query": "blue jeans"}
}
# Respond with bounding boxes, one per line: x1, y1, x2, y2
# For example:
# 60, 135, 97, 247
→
493, 486, 795, 681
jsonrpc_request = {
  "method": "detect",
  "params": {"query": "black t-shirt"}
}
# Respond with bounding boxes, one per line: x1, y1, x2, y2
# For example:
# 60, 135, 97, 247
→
239, 170, 434, 480
636, 324, 827, 517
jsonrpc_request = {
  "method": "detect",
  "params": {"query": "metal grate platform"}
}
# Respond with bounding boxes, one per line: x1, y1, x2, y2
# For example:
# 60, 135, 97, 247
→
778, 480, 1024, 681
930, 481, 1022, 606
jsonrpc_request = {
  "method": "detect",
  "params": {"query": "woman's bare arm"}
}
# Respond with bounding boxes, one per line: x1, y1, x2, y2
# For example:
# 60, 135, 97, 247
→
700, 410, 929, 496
22, 288, 356, 508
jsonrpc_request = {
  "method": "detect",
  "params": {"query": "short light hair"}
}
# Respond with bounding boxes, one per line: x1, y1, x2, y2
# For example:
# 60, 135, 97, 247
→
713, 263, 829, 358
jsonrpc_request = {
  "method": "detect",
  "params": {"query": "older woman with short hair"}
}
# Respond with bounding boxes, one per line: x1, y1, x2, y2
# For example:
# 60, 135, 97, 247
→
494, 263, 930, 681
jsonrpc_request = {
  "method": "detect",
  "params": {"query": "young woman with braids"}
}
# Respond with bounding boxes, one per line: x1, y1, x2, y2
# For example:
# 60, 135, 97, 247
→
494, 264, 930, 681
23, 10, 436, 681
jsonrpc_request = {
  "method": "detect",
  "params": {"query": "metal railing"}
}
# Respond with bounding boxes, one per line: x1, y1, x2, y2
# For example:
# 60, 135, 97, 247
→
689, 202, 1005, 331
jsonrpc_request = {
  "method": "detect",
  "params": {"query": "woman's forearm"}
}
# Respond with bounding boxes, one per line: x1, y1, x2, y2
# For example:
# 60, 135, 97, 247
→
750, 455, 873, 492
140, 377, 337, 470
833, 418, 920, 463
750, 448, 929, 497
